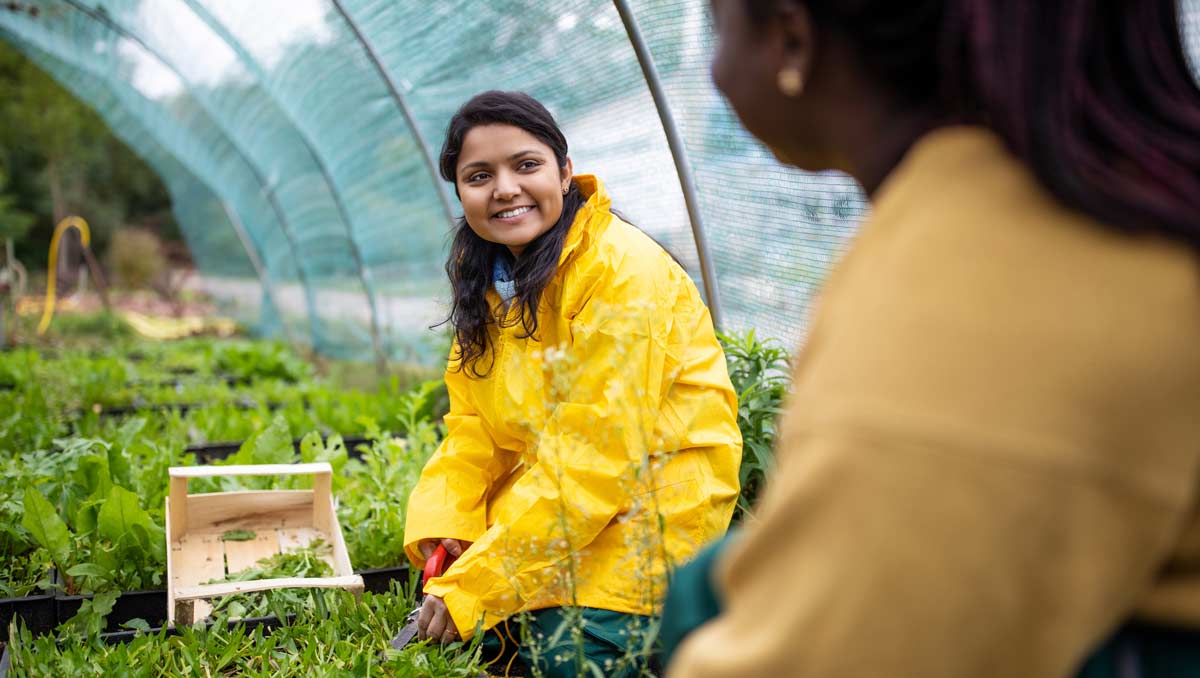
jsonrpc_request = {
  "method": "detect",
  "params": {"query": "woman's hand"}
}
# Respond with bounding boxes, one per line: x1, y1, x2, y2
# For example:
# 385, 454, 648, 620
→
417, 595, 460, 644
415, 539, 469, 643
418, 538, 471, 559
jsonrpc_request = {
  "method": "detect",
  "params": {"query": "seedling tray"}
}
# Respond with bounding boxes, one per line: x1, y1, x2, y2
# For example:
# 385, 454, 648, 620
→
95, 399, 289, 418
0, 591, 55, 637
54, 587, 167, 634
356, 564, 412, 595
166, 462, 363, 625
69, 398, 292, 422
94, 402, 197, 417
124, 374, 249, 389
186, 435, 372, 463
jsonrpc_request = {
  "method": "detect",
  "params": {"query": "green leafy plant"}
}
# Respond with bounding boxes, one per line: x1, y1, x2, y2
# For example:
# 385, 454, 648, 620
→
213, 340, 311, 383
719, 330, 791, 520
1, 336, 481, 673
220, 529, 257, 542
337, 382, 443, 570
205, 540, 334, 621
12, 434, 168, 596
8, 588, 488, 677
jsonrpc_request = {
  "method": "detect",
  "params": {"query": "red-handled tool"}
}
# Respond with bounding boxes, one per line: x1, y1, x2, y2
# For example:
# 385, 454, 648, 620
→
424, 543, 451, 585
389, 544, 457, 650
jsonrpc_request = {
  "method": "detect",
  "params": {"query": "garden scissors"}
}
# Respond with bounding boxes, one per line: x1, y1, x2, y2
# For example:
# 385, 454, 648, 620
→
389, 543, 456, 649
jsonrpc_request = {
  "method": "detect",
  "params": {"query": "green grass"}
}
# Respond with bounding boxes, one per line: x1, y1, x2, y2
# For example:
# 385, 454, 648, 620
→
6, 588, 488, 677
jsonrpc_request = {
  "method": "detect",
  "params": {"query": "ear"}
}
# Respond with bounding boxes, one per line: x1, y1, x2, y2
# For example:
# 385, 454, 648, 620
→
560, 157, 574, 191
772, 1, 816, 87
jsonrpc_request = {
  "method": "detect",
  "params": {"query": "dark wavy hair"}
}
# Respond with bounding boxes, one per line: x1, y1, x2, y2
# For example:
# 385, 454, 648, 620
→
437, 91, 586, 377
745, 0, 1200, 246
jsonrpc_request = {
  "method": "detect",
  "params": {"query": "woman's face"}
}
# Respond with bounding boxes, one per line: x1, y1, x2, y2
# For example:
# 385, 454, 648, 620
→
710, 0, 828, 170
455, 123, 573, 257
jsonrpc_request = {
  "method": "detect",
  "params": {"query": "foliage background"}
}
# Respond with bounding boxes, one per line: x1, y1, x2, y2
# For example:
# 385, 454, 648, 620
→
0, 40, 179, 271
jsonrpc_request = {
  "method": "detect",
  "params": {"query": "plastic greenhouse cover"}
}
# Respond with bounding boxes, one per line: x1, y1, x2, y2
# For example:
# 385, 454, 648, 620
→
1, 0, 1198, 364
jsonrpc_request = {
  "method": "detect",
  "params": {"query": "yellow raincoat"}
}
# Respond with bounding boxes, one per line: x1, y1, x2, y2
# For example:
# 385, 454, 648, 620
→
404, 175, 741, 639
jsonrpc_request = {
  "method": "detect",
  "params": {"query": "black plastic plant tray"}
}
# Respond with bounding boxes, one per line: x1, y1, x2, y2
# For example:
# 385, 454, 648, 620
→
98, 613, 294, 646
55, 588, 167, 634
91, 398, 290, 419
0, 591, 56, 637
124, 374, 249, 389
186, 434, 373, 463
356, 564, 412, 595
93, 402, 197, 418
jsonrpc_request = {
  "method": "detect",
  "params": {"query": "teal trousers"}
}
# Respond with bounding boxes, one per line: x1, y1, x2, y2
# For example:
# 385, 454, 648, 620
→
478, 606, 656, 677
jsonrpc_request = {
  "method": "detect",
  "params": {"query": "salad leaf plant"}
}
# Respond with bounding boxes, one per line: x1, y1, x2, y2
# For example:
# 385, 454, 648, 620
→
205, 540, 335, 621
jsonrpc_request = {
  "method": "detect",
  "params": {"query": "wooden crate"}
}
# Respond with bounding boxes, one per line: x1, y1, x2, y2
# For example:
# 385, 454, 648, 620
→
165, 462, 364, 625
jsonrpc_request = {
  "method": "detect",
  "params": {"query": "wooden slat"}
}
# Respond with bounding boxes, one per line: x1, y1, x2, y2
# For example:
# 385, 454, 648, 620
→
168, 477, 189, 537
327, 509, 355, 576
170, 533, 225, 623
222, 531, 279, 574
278, 526, 320, 550
170, 462, 331, 479
278, 527, 338, 572
165, 497, 175, 619
186, 490, 312, 531
172, 533, 227, 584
174, 575, 365, 601
312, 471, 332, 534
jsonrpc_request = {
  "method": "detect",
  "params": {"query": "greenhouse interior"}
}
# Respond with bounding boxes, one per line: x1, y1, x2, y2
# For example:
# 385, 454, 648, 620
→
2, 0, 1200, 676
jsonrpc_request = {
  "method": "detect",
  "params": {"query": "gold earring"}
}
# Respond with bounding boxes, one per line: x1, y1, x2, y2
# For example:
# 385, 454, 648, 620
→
777, 67, 804, 97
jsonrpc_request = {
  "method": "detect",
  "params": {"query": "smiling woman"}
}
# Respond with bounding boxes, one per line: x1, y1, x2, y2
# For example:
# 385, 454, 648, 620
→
436, 92, 588, 378
453, 124, 572, 257
402, 90, 743, 677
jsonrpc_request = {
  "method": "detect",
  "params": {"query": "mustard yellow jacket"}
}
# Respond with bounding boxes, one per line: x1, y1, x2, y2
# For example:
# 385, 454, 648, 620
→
405, 175, 742, 638
669, 128, 1200, 677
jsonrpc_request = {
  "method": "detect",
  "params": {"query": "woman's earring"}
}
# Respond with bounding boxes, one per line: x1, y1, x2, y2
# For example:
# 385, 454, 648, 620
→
777, 67, 804, 97
562, 186, 569, 195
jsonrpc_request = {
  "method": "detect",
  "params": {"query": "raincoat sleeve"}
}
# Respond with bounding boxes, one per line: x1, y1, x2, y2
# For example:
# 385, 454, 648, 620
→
403, 357, 517, 566
424, 253, 685, 638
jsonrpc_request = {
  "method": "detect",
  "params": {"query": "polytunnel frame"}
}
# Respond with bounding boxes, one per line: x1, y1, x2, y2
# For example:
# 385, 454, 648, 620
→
57, 0, 322, 347
176, 0, 390, 371
613, 0, 724, 329
17, 1, 731, 353
217, 198, 298, 345
323, 0, 729, 330
329, 0, 458, 231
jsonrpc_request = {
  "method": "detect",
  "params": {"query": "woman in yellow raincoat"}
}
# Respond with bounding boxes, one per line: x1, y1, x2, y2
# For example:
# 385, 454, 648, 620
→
403, 90, 742, 676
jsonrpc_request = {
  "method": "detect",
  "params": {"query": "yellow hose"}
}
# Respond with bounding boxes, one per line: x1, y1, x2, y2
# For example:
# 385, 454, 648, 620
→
37, 216, 91, 335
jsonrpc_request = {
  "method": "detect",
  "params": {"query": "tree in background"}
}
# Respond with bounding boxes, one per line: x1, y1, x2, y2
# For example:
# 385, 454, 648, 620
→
0, 38, 179, 280
0, 164, 33, 246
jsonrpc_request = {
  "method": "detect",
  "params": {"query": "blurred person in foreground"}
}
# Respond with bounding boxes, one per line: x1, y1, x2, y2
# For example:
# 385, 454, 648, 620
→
664, 1, 1200, 676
